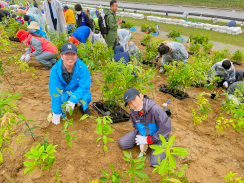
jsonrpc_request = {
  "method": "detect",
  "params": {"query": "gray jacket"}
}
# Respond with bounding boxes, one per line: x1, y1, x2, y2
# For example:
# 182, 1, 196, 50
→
208, 59, 236, 83
227, 81, 244, 96
25, 37, 43, 57
235, 69, 244, 82
130, 95, 171, 143
161, 41, 188, 67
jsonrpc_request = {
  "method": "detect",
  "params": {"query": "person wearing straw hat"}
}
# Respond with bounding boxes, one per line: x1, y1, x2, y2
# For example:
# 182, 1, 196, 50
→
16, 29, 58, 70
27, 21, 48, 39
119, 88, 171, 166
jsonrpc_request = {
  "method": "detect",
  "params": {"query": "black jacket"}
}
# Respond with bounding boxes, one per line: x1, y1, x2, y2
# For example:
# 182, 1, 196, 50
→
76, 13, 93, 29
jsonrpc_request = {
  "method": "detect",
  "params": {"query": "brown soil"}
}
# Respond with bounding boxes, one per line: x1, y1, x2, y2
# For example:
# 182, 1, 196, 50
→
0, 32, 243, 183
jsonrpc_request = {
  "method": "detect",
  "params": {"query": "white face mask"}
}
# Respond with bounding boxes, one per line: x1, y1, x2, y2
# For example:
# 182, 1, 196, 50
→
76, 11, 81, 15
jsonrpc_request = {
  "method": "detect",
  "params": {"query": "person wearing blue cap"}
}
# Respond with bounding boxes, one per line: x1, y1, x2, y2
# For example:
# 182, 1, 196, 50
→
119, 88, 171, 166
49, 43, 92, 125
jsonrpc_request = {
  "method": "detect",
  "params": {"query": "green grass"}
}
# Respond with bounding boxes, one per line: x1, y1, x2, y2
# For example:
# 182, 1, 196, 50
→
120, 0, 244, 9
118, 16, 244, 47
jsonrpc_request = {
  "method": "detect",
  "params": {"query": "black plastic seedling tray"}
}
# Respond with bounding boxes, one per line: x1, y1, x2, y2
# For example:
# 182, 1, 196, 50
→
92, 101, 130, 123
159, 84, 189, 100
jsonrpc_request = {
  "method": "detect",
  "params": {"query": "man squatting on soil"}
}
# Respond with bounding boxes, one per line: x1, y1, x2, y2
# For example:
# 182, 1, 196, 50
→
119, 88, 171, 166
49, 43, 92, 125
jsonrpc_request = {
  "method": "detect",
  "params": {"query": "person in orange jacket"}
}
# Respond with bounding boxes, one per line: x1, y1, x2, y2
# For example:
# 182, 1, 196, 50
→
16, 29, 58, 70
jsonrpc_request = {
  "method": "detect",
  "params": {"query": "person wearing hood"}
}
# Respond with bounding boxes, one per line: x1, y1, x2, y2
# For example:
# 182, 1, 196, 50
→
49, 43, 92, 125
43, 0, 67, 33
69, 26, 92, 46
208, 59, 235, 88
235, 69, 244, 82
27, 21, 48, 39
74, 4, 93, 29
0, 9, 10, 21
90, 10, 97, 20
227, 81, 244, 106
117, 29, 131, 52
156, 42, 188, 69
128, 41, 141, 62
119, 88, 171, 166
16, 29, 58, 70
24, 8, 46, 30
104, 0, 122, 48
111, 46, 130, 64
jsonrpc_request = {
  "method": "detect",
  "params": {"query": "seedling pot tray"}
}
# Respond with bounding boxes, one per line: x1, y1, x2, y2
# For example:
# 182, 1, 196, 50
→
9, 36, 20, 42
232, 61, 242, 65
191, 83, 205, 88
159, 84, 189, 100
92, 101, 130, 123
141, 60, 156, 66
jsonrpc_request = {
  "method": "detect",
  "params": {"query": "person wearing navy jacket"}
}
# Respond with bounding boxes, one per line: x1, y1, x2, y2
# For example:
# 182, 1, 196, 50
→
111, 45, 130, 64
49, 43, 92, 125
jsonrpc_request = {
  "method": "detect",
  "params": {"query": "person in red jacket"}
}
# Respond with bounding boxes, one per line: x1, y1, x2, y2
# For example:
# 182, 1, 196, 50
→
16, 29, 58, 70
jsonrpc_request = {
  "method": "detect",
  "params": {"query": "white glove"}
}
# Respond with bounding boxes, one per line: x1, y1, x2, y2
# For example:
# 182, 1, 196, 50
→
135, 135, 148, 145
65, 101, 75, 113
223, 81, 228, 88
52, 113, 62, 125
20, 54, 26, 61
24, 54, 31, 62
47, 25, 51, 30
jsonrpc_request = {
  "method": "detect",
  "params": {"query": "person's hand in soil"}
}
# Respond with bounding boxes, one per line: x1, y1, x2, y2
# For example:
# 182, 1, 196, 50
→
52, 113, 62, 125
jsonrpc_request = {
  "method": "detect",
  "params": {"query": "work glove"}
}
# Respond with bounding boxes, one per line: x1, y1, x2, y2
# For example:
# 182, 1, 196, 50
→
20, 54, 26, 61
24, 54, 31, 62
52, 113, 62, 125
135, 135, 148, 145
47, 25, 51, 30
223, 81, 228, 88
65, 101, 75, 113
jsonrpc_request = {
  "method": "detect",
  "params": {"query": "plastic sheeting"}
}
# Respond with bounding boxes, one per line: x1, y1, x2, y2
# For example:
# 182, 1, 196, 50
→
0, 1, 9, 8
26, 7, 45, 29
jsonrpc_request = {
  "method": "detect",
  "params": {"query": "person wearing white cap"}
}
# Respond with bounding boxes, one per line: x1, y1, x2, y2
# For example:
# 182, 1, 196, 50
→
27, 21, 48, 39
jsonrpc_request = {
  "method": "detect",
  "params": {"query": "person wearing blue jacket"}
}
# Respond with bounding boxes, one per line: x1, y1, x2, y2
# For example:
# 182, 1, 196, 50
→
111, 45, 130, 64
49, 43, 92, 125
69, 26, 92, 46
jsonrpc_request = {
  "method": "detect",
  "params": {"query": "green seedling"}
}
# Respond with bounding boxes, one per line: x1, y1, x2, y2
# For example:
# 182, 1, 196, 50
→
151, 135, 189, 183
54, 169, 60, 181
99, 164, 124, 183
167, 30, 181, 38
192, 92, 213, 125
24, 141, 58, 175
224, 171, 244, 183
231, 50, 244, 64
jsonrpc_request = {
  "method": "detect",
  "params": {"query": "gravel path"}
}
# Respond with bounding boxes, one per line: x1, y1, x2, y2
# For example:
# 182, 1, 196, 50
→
133, 26, 244, 53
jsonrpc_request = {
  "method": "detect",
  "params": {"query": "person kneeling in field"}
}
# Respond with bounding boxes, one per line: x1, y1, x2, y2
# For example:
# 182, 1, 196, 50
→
69, 26, 92, 46
119, 88, 171, 166
49, 43, 92, 125
208, 59, 235, 88
227, 81, 244, 106
156, 42, 188, 70
16, 29, 58, 70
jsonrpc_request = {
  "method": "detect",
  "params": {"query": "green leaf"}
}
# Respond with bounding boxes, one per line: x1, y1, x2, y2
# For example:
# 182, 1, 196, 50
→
80, 114, 89, 120
99, 177, 107, 181
104, 145, 108, 151
56, 88, 63, 95
101, 170, 109, 177
102, 136, 108, 145
178, 171, 184, 178
168, 154, 176, 168
24, 161, 33, 167
135, 171, 148, 179
167, 135, 175, 147
18, 114, 26, 120
52, 94, 60, 97
123, 151, 130, 159
136, 162, 145, 171
164, 178, 182, 183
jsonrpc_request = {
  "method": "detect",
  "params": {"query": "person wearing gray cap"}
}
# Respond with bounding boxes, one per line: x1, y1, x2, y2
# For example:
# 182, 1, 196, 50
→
119, 88, 171, 166
49, 43, 92, 125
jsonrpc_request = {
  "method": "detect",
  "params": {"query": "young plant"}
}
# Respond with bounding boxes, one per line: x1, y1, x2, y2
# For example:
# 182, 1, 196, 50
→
224, 171, 244, 183
151, 135, 189, 182
54, 169, 60, 181
145, 37, 161, 61
47, 31, 69, 53
94, 116, 114, 152
203, 42, 214, 53
191, 92, 213, 125
140, 34, 152, 46
167, 30, 181, 38
17, 114, 39, 140
123, 151, 150, 183
211, 47, 230, 65
121, 21, 134, 29
99, 164, 124, 183
24, 141, 58, 174
189, 34, 209, 45
189, 42, 201, 54
231, 50, 244, 64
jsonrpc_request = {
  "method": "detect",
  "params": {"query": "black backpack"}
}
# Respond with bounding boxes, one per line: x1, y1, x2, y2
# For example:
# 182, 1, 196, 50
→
98, 13, 108, 37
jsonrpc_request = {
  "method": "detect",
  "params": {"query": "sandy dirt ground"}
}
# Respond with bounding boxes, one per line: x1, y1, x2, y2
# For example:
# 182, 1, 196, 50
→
0, 32, 243, 183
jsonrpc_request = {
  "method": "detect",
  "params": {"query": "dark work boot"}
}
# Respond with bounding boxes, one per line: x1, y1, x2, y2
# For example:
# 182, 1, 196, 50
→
80, 106, 91, 116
